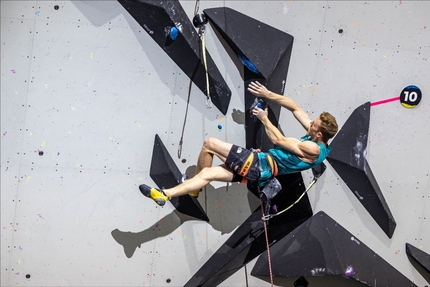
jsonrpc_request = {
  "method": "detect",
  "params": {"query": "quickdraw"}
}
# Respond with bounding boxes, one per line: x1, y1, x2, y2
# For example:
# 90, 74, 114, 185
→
262, 162, 327, 221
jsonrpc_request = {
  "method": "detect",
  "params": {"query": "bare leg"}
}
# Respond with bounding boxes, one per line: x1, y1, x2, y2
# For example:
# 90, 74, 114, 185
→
164, 164, 234, 197
196, 137, 233, 173
139, 138, 236, 206
187, 138, 233, 197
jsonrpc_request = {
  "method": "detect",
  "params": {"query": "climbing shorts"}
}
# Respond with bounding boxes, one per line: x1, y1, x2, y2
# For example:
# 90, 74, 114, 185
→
225, 145, 260, 183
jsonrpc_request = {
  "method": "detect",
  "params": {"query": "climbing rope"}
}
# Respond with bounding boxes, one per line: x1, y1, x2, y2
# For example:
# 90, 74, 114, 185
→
258, 186, 274, 287
258, 173, 321, 285
177, 72, 194, 159
178, 0, 209, 159
262, 175, 320, 221
178, 0, 212, 159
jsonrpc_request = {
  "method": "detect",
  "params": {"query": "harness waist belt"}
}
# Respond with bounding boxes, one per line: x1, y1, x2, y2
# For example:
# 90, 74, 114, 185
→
266, 154, 279, 177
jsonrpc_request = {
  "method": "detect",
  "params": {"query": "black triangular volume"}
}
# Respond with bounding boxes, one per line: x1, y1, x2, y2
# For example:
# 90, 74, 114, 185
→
118, 0, 231, 115
328, 102, 371, 169
184, 172, 313, 287
204, 7, 294, 151
327, 103, 396, 238
149, 134, 209, 222
327, 158, 396, 238
252, 211, 417, 287
406, 243, 430, 281
203, 7, 294, 80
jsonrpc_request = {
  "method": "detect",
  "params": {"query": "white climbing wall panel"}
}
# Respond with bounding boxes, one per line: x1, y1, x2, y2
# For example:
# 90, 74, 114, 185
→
1, 1, 429, 286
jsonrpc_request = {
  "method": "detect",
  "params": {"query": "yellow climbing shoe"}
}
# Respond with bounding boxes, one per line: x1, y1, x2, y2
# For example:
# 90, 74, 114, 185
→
189, 189, 202, 198
139, 184, 170, 206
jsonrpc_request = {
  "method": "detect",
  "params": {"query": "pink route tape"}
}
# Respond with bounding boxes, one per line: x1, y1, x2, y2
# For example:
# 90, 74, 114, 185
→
370, 96, 400, 107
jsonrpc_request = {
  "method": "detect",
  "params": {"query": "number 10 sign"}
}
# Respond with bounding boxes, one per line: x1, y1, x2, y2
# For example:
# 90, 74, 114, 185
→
400, 85, 422, 108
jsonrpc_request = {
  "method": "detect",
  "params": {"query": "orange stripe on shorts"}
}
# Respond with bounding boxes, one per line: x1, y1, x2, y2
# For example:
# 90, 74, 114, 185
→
238, 153, 254, 177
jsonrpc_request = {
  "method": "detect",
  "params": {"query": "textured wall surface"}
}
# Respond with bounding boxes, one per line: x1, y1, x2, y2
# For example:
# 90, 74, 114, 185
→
1, 1, 429, 286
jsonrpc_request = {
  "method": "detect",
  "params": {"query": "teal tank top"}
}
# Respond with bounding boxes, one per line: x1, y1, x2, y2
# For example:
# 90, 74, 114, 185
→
258, 135, 331, 187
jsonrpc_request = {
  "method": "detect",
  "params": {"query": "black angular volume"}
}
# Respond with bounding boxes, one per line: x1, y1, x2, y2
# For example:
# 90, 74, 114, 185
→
118, 0, 231, 114
150, 134, 209, 222
252, 211, 416, 287
327, 102, 396, 238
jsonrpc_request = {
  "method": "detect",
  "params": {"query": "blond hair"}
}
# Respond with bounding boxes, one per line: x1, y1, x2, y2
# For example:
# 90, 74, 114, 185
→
319, 112, 338, 143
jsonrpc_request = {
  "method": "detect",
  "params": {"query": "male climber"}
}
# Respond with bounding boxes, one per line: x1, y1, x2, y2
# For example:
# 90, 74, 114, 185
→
139, 81, 338, 206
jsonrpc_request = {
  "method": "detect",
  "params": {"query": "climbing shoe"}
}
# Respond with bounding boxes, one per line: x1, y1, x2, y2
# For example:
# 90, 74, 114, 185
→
188, 189, 202, 198
139, 184, 170, 206
180, 174, 201, 198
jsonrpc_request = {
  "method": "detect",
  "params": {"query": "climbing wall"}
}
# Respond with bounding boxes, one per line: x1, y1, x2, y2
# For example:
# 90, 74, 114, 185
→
1, 1, 429, 286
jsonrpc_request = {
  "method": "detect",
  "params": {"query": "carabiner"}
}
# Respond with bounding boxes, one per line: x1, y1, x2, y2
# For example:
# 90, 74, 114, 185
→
262, 214, 273, 221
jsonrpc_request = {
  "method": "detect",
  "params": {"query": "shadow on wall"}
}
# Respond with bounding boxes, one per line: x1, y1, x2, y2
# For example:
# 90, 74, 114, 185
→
72, 1, 123, 27
72, 0, 227, 121
111, 165, 260, 259
72, 0, 262, 262
111, 210, 197, 258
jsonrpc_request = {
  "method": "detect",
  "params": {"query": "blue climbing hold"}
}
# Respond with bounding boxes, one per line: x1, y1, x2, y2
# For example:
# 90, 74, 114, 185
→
238, 54, 259, 74
170, 27, 178, 41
